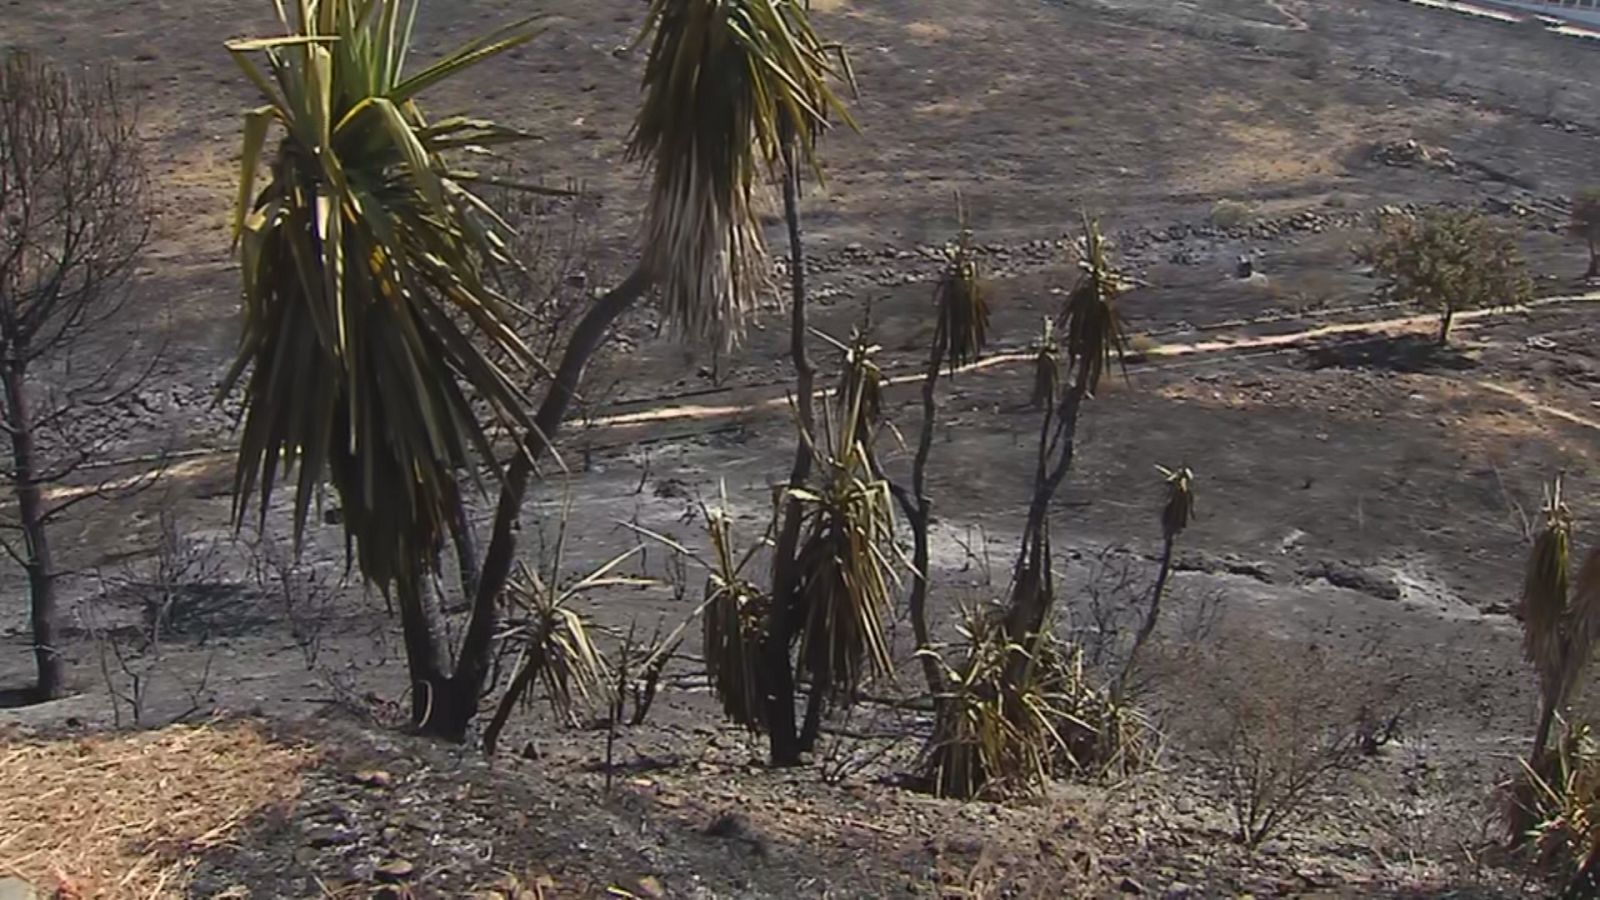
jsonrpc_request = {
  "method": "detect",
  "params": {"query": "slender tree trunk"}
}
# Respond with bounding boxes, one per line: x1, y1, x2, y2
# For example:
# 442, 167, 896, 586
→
765, 138, 815, 765
1587, 238, 1597, 279
1113, 530, 1177, 705
1003, 387, 1084, 643
1531, 690, 1559, 769
2, 361, 63, 702
417, 265, 653, 741
395, 574, 446, 726
906, 347, 947, 699
481, 624, 550, 756
1438, 306, 1455, 346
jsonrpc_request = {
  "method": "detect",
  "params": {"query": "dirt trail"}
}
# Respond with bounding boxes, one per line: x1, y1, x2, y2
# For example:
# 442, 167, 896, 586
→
585, 289, 1600, 434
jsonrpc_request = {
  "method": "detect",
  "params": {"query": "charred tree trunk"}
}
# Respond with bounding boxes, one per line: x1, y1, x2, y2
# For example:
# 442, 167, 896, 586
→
1113, 529, 1177, 704
906, 344, 948, 699
1, 360, 62, 702
1587, 238, 1598, 279
416, 266, 653, 741
765, 138, 816, 766
1003, 387, 1084, 644
395, 574, 447, 728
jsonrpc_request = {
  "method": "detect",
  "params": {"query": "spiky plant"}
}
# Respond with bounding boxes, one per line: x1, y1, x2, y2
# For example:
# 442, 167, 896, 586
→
480, 529, 647, 755
1059, 213, 1129, 397
224, 0, 540, 612
1510, 476, 1600, 855
702, 502, 770, 730
895, 208, 995, 700
922, 605, 1147, 799
631, 0, 851, 345
933, 213, 990, 374
790, 362, 898, 708
1511, 720, 1600, 894
833, 329, 883, 452
1527, 477, 1574, 736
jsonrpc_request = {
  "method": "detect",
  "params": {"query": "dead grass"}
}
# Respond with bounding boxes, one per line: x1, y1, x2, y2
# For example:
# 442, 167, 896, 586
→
0, 721, 315, 898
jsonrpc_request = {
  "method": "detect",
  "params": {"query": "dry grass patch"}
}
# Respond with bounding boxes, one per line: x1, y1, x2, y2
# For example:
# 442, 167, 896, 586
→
0, 721, 314, 898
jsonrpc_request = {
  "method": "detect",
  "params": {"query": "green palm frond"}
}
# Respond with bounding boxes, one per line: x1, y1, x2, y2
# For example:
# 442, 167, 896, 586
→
631, 0, 852, 345
1158, 464, 1196, 541
933, 211, 990, 373
1564, 546, 1600, 704
1058, 213, 1129, 397
223, 0, 540, 595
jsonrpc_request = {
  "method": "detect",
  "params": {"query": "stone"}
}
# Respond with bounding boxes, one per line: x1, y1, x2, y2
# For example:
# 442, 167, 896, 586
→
306, 827, 357, 848
0, 878, 37, 900
374, 858, 415, 884
352, 769, 394, 789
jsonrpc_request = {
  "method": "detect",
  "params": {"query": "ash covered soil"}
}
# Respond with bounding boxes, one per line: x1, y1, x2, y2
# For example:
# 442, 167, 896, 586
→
5, 0, 1600, 896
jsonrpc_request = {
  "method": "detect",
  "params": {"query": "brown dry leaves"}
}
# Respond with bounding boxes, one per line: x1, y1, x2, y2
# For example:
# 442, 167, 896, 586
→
0, 721, 315, 898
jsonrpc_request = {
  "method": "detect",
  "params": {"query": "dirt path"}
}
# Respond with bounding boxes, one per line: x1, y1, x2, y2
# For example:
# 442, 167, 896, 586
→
587, 289, 1600, 435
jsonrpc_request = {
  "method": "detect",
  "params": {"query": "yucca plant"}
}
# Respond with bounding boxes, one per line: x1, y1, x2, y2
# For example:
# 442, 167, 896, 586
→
1511, 720, 1600, 895
922, 604, 1146, 799
642, 0, 859, 766
631, 0, 851, 345
480, 525, 648, 755
1058, 213, 1130, 398
1515, 477, 1600, 771
701, 502, 771, 730
933, 210, 990, 374
227, 0, 854, 744
620, 488, 775, 731
224, 0, 545, 727
786, 351, 899, 750
1528, 478, 1575, 756
891, 209, 995, 700
833, 329, 884, 458
1004, 215, 1131, 644
1505, 476, 1600, 870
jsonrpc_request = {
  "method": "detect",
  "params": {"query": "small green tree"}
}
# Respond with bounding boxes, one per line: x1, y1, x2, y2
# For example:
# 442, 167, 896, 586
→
1359, 209, 1533, 345
1568, 188, 1600, 280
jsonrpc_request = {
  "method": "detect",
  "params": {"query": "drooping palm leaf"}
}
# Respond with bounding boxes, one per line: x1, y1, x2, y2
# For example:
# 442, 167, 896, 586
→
1525, 477, 1573, 702
1058, 213, 1129, 397
933, 213, 990, 373
223, 0, 539, 595
630, 0, 852, 346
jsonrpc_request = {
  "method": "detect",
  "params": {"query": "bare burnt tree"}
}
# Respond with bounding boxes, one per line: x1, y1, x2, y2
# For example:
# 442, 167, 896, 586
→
0, 52, 151, 702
